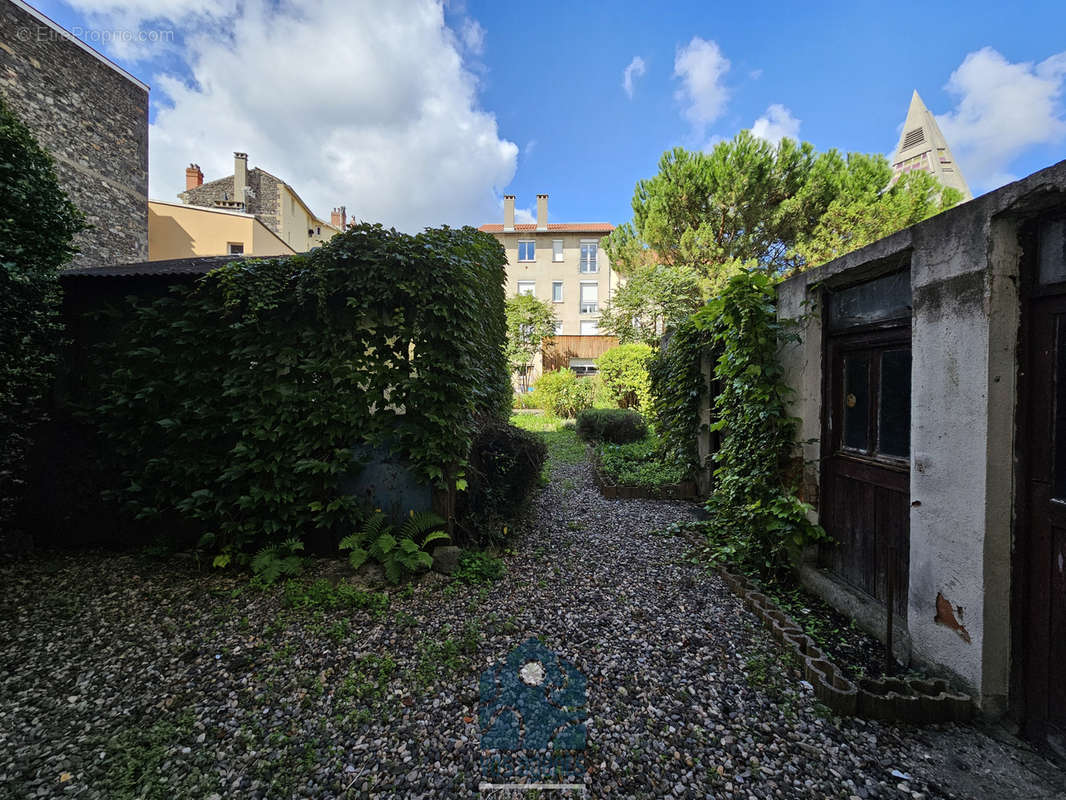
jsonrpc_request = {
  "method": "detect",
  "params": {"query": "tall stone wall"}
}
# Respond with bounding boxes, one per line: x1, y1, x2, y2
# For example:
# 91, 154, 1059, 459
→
0, 0, 148, 267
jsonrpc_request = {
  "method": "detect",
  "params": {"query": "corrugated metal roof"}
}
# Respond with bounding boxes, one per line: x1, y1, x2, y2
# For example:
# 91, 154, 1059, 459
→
60, 255, 259, 278
477, 223, 615, 233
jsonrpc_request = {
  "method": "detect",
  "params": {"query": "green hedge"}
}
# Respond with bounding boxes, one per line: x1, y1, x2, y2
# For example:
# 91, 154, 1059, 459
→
531, 369, 594, 418
575, 408, 647, 444
596, 343, 654, 411
0, 96, 84, 528
89, 223, 510, 559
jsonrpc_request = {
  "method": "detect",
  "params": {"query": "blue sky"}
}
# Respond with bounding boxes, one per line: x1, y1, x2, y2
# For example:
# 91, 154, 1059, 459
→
29, 0, 1066, 230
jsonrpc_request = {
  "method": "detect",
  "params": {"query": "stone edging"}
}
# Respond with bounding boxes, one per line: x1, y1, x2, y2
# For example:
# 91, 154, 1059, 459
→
718, 565, 973, 724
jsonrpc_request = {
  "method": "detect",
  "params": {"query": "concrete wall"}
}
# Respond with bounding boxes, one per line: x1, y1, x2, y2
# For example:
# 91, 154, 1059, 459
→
776, 159, 1066, 712
0, 0, 148, 267
148, 201, 295, 260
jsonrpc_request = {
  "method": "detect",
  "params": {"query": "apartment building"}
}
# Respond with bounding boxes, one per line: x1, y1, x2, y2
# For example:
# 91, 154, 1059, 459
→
479, 194, 616, 336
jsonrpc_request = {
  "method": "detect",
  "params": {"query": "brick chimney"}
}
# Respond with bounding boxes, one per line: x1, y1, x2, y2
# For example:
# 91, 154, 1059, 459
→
185, 163, 203, 190
233, 151, 248, 202
503, 194, 515, 232
331, 206, 347, 229
536, 193, 548, 231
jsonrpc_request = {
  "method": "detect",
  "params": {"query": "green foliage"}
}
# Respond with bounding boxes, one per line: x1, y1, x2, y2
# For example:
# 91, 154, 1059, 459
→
598, 264, 703, 345
509, 412, 587, 479
597, 436, 687, 488
250, 537, 305, 585
531, 369, 594, 418
280, 578, 389, 615
595, 343, 654, 411
605, 132, 964, 285
339, 510, 448, 584
0, 96, 85, 524
648, 317, 715, 475
575, 408, 647, 444
456, 421, 546, 547
505, 293, 558, 374
692, 271, 827, 577
453, 550, 505, 585
89, 223, 508, 559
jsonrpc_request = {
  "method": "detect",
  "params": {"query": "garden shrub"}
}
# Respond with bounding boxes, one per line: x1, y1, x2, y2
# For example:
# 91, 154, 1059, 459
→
89, 223, 510, 563
455, 420, 546, 547
531, 369, 594, 418
648, 317, 715, 474
692, 270, 826, 579
0, 97, 84, 530
575, 408, 647, 444
597, 437, 687, 488
596, 343, 654, 411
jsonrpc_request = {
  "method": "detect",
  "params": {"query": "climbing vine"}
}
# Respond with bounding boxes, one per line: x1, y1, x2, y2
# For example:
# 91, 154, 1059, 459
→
648, 317, 713, 475
691, 270, 825, 578
89, 223, 510, 559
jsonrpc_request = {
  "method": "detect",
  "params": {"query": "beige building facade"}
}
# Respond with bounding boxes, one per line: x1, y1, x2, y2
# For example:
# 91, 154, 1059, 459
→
148, 200, 296, 260
479, 194, 617, 337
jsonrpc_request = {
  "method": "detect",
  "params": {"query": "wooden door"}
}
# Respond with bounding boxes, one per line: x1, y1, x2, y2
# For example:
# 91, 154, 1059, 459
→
1022, 292, 1066, 747
821, 324, 911, 618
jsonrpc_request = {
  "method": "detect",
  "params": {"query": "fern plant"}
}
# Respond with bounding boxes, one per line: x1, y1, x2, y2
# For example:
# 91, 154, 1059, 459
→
340, 511, 450, 584
250, 537, 306, 585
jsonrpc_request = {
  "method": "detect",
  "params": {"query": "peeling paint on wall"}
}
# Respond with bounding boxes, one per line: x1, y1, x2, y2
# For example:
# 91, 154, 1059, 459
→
934, 592, 972, 643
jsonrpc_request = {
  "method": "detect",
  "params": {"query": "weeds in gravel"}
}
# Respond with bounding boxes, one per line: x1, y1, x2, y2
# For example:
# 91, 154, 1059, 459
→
339, 654, 397, 705
453, 550, 505, 585
280, 578, 389, 616
102, 710, 207, 799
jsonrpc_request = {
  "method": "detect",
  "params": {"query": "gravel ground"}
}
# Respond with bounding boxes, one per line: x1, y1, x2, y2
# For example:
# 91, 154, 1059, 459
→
2, 436, 1066, 799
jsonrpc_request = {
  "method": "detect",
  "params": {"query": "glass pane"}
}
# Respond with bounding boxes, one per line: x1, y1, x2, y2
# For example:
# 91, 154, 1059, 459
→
843, 356, 870, 450
1039, 218, 1066, 286
828, 271, 912, 330
1055, 316, 1066, 499
878, 349, 911, 458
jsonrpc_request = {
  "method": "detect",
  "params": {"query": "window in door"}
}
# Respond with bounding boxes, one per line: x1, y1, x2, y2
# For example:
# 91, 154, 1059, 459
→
840, 347, 911, 459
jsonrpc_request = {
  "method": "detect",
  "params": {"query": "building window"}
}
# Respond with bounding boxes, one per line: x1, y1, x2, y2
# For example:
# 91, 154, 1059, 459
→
552, 239, 564, 262
580, 320, 600, 335
552, 281, 564, 302
579, 281, 598, 313
518, 240, 535, 261
517, 280, 535, 297
227, 242, 245, 254
554, 321, 564, 336
580, 241, 598, 273
569, 357, 597, 376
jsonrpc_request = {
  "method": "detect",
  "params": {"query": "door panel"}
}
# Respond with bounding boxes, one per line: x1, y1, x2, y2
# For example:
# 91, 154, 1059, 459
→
821, 326, 911, 619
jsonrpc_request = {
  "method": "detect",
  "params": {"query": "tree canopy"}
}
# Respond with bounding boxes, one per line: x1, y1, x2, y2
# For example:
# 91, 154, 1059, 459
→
504, 294, 557, 374
603, 130, 963, 287
598, 264, 703, 346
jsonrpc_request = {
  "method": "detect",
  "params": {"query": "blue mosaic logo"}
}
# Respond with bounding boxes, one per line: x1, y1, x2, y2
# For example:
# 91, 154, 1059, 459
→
478, 638, 587, 790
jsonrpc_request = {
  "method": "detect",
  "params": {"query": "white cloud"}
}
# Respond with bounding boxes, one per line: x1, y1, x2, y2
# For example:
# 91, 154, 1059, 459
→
67, 0, 518, 232
459, 18, 485, 54
673, 37, 730, 132
524, 139, 537, 156
751, 104, 801, 145
936, 47, 1066, 191
622, 55, 646, 99
514, 206, 535, 225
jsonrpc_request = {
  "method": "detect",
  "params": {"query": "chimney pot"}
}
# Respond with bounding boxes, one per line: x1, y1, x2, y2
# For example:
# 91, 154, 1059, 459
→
185, 163, 203, 191
331, 206, 347, 229
536, 194, 548, 231
503, 194, 515, 232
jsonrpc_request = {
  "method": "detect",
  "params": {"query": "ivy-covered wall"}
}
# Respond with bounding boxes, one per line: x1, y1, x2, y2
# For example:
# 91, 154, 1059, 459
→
75, 223, 509, 555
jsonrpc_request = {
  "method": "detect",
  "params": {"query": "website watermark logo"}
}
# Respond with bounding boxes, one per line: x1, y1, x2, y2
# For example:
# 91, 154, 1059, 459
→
16, 25, 174, 45
478, 638, 587, 793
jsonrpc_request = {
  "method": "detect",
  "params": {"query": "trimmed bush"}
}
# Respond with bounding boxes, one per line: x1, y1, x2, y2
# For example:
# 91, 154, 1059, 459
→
596, 343, 654, 411
455, 421, 547, 546
531, 369, 594, 418
575, 408, 647, 444
0, 97, 84, 531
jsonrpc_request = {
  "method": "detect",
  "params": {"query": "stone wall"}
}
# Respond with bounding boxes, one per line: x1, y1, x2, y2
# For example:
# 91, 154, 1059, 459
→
180, 168, 282, 235
0, 0, 148, 268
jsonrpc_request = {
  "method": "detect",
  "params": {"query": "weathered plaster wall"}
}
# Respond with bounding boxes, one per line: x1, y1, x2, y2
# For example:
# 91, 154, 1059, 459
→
775, 159, 1066, 711
0, 0, 148, 267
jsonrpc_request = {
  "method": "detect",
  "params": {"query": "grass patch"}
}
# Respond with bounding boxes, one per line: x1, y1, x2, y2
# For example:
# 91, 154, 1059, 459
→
510, 413, 586, 475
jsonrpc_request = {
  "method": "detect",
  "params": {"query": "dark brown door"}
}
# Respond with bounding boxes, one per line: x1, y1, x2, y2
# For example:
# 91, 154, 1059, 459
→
1022, 293, 1066, 746
821, 326, 911, 617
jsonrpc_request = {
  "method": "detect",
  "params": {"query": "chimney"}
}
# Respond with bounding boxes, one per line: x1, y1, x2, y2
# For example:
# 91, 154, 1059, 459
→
185, 163, 203, 190
536, 193, 548, 231
503, 194, 515, 232
331, 206, 347, 229
233, 151, 248, 203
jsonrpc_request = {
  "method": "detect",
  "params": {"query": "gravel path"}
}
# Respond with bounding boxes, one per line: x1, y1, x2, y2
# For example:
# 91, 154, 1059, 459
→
2, 446, 1066, 799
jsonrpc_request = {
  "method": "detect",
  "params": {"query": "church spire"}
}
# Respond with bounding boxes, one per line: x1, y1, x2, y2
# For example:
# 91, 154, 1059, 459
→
890, 90, 971, 200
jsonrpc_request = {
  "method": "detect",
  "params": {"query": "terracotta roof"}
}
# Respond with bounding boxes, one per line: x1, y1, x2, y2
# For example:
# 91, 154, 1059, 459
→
477, 223, 614, 233
61, 255, 264, 278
